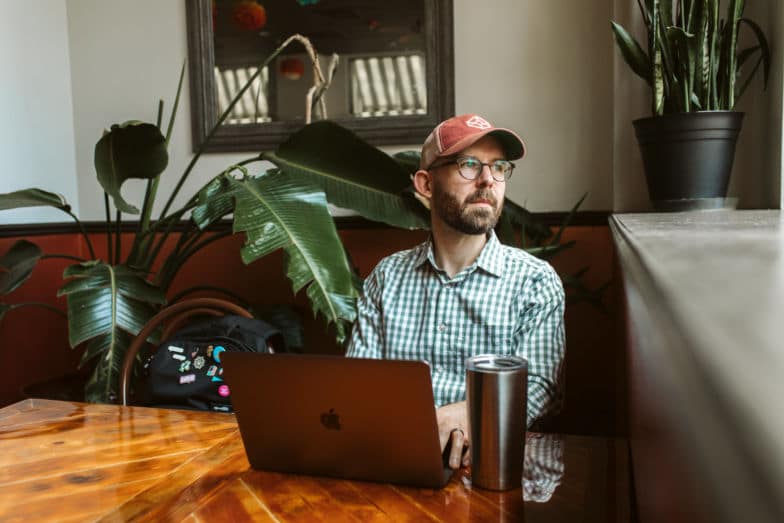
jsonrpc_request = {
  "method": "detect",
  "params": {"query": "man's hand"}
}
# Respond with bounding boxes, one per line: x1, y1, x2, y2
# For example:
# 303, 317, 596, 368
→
436, 401, 470, 469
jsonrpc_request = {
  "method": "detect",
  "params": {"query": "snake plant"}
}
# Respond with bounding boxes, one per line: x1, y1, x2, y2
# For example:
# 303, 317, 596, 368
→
612, 0, 770, 115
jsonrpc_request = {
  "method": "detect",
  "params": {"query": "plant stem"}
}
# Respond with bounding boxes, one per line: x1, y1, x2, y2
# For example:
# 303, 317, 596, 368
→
7, 302, 67, 317
158, 230, 232, 291
165, 63, 186, 146
104, 193, 113, 263
637, 0, 650, 27
158, 35, 312, 221
114, 210, 122, 265
181, 230, 232, 262
41, 254, 87, 263
65, 210, 96, 260
155, 223, 200, 287
156, 99, 164, 128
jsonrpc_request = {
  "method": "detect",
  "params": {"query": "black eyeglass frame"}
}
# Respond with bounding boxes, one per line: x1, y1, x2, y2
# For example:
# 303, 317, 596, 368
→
429, 155, 515, 182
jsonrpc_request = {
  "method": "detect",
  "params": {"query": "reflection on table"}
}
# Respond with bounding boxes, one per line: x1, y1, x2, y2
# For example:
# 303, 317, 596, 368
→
0, 399, 628, 522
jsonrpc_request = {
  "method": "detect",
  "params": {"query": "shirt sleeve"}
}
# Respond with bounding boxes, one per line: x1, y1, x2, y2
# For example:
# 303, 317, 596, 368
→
515, 265, 566, 427
345, 263, 385, 359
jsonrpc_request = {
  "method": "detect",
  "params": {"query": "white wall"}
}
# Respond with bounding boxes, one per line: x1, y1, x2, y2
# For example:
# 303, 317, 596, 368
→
3, 0, 780, 222
612, 0, 650, 212
64, 0, 616, 221
0, 0, 79, 224
454, 0, 615, 212
67, 0, 253, 222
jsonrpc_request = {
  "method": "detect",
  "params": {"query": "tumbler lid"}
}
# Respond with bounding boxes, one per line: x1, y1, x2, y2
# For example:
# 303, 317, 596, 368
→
465, 354, 527, 372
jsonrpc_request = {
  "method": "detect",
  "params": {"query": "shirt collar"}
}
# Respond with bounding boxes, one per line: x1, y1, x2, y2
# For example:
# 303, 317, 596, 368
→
413, 230, 505, 278
475, 230, 505, 277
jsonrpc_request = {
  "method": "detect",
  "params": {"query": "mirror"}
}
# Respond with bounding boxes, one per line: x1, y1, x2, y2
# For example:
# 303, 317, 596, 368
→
186, 0, 454, 152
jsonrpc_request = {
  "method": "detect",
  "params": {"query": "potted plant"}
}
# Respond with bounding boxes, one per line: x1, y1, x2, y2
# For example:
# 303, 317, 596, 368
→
0, 35, 415, 402
612, 0, 770, 211
3, 33, 595, 404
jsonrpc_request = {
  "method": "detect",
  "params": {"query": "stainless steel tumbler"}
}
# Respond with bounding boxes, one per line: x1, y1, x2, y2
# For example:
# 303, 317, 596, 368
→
465, 354, 528, 490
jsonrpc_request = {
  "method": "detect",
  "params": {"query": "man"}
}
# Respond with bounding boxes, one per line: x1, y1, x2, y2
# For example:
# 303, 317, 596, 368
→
346, 114, 565, 470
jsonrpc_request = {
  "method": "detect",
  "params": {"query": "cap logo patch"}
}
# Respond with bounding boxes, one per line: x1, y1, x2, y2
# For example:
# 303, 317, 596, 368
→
465, 116, 492, 130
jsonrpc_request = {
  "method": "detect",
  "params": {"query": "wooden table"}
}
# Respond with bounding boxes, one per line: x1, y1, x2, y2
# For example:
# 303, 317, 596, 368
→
0, 399, 629, 522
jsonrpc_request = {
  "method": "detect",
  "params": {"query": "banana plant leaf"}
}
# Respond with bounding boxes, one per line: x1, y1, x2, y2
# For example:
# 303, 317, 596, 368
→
526, 240, 577, 261
548, 193, 588, 247
0, 188, 70, 212
82, 330, 134, 403
263, 121, 429, 230
192, 173, 239, 229
502, 198, 552, 242
94, 121, 168, 214
0, 240, 42, 295
392, 151, 422, 173
225, 171, 358, 343
57, 261, 165, 402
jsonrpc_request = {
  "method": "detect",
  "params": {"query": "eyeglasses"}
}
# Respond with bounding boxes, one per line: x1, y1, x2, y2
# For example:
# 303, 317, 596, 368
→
432, 156, 515, 182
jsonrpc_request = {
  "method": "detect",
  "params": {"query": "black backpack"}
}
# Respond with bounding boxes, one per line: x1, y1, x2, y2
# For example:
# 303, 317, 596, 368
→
137, 315, 284, 412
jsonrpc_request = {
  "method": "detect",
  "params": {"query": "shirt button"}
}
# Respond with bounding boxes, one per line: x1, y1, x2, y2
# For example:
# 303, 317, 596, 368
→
436, 365, 445, 373
437, 323, 447, 332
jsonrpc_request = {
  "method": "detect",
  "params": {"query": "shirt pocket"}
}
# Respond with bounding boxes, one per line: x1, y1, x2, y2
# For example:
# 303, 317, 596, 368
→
454, 322, 515, 360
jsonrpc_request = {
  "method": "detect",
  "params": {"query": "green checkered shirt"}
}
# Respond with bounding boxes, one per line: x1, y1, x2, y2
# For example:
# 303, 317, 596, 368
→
346, 231, 565, 427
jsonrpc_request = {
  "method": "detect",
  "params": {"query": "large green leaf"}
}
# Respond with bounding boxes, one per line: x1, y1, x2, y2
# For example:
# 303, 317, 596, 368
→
0, 188, 70, 212
264, 121, 429, 230
57, 261, 165, 403
392, 150, 422, 173
501, 198, 552, 242
229, 172, 357, 343
0, 240, 42, 295
82, 330, 134, 403
94, 122, 168, 214
192, 173, 238, 229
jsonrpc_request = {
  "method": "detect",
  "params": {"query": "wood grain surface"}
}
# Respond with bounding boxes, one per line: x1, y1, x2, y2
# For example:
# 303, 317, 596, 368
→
0, 400, 629, 522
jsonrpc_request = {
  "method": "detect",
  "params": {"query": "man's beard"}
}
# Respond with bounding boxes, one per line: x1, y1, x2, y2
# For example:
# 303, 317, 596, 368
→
432, 182, 502, 235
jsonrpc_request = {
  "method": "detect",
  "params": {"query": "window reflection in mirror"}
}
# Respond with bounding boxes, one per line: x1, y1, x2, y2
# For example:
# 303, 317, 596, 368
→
212, 0, 427, 124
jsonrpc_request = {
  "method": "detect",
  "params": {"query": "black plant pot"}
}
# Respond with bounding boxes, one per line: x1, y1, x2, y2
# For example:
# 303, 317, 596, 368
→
633, 111, 744, 211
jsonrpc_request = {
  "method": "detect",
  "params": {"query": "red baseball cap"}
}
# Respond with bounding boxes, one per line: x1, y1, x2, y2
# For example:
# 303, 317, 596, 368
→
419, 114, 526, 170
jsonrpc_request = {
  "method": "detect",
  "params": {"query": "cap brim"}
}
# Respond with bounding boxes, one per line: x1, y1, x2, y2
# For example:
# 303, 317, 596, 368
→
437, 128, 526, 163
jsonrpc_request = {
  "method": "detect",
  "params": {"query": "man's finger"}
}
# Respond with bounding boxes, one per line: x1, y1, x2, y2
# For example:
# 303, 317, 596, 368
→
448, 430, 465, 469
462, 446, 471, 467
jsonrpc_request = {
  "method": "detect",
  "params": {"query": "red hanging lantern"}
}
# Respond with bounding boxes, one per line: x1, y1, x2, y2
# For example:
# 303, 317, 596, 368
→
232, 1, 267, 31
279, 57, 305, 80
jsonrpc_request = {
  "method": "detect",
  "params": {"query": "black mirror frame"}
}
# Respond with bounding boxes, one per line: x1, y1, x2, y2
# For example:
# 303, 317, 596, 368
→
185, 0, 454, 153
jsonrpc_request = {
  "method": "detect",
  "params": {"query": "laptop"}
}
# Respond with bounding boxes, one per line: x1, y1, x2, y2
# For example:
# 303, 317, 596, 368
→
221, 352, 454, 488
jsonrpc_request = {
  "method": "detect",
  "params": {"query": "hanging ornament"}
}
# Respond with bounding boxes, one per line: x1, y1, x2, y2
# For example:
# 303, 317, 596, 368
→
232, 1, 267, 31
280, 57, 305, 80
